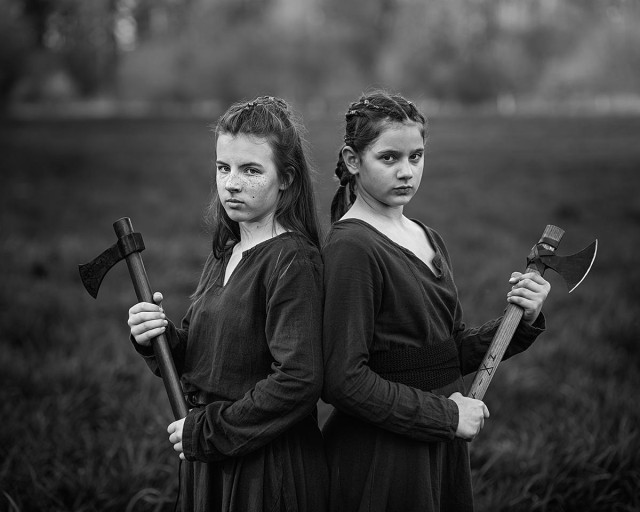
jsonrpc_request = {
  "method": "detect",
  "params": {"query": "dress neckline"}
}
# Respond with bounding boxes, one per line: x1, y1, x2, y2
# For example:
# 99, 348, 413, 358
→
231, 231, 296, 257
220, 231, 297, 287
334, 218, 443, 278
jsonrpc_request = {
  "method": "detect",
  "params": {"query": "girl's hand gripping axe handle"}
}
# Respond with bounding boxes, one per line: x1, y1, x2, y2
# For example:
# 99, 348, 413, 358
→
467, 224, 597, 401
79, 217, 189, 419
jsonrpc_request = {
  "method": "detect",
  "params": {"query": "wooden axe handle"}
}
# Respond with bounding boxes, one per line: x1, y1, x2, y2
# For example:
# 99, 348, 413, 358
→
114, 218, 189, 420
467, 268, 535, 401
467, 225, 563, 401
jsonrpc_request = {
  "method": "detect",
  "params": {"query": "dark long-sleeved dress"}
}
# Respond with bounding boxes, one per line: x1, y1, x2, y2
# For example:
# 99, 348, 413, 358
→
321, 219, 545, 512
135, 233, 328, 512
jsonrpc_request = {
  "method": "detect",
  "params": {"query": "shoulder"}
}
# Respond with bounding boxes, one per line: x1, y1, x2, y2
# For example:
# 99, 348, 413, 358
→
411, 219, 453, 262
424, 223, 448, 252
321, 221, 387, 280
322, 220, 379, 258
267, 232, 322, 270
261, 233, 322, 293
201, 250, 222, 274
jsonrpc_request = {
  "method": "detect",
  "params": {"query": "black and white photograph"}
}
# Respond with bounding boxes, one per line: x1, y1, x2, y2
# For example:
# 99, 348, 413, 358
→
1, 1, 638, 511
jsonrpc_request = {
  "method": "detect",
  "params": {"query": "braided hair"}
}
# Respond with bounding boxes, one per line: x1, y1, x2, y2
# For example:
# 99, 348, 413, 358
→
206, 96, 321, 257
331, 90, 427, 223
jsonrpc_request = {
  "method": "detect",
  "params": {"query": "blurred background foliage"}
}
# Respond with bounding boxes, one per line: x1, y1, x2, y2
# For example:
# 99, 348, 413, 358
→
2, 0, 640, 112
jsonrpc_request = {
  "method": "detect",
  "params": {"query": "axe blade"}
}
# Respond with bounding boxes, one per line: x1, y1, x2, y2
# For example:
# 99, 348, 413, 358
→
78, 242, 122, 298
545, 239, 598, 293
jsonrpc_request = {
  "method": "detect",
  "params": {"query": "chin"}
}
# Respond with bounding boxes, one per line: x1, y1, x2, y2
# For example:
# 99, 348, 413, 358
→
386, 195, 413, 207
223, 209, 246, 223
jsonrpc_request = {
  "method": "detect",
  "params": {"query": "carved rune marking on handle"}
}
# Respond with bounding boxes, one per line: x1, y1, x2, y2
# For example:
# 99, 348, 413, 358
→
479, 353, 497, 375
480, 363, 495, 375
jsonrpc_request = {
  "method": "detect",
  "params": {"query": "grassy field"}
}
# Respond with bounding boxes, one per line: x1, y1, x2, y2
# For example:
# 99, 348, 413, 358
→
1, 112, 639, 511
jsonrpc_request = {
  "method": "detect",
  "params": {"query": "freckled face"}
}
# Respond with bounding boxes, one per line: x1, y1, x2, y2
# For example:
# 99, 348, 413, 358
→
216, 133, 283, 226
353, 122, 424, 209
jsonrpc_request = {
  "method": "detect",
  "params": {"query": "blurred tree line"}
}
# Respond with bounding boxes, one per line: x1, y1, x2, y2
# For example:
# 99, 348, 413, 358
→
2, 0, 639, 109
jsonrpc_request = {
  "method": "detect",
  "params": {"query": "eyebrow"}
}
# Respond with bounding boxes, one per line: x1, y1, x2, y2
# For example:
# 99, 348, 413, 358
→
215, 160, 264, 168
374, 147, 424, 154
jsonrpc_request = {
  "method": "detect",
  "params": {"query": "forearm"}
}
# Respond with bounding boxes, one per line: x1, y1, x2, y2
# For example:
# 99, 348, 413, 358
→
457, 312, 546, 375
323, 363, 459, 443
182, 368, 322, 462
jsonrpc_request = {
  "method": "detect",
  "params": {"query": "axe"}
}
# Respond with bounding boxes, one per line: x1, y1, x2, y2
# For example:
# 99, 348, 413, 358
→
79, 217, 189, 420
467, 225, 597, 401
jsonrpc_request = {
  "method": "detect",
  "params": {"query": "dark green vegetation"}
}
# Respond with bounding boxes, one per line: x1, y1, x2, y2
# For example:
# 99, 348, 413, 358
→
1, 114, 639, 511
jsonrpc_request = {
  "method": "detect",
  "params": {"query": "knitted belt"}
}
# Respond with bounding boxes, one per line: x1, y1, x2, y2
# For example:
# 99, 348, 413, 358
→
368, 337, 461, 392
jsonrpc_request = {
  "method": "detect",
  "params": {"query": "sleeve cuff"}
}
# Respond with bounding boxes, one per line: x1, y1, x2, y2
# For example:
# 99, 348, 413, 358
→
129, 334, 155, 358
447, 397, 460, 438
182, 408, 222, 462
519, 311, 546, 334
182, 409, 198, 461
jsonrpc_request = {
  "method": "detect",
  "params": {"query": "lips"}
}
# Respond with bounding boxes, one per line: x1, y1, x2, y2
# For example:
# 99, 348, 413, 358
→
392, 185, 413, 196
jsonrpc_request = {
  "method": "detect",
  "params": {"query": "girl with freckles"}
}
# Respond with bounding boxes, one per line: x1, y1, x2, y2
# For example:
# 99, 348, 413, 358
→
127, 96, 328, 512
320, 90, 551, 512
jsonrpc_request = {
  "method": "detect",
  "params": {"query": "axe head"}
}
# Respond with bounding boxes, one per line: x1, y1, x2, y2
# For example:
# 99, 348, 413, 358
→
78, 220, 146, 298
537, 239, 598, 293
78, 242, 123, 298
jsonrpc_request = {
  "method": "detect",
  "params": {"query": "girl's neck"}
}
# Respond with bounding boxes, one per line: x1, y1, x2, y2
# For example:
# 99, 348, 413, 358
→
236, 216, 286, 253
343, 196, 406, 229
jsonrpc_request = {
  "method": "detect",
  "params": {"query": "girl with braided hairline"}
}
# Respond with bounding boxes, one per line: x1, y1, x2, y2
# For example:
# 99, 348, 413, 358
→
127, 96, 329, 512
321, 90, 551, 512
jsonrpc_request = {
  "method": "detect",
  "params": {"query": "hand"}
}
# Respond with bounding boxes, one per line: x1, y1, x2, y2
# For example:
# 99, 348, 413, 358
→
507, 272, 551, 324
168, 417, 186, 460
128, 291, 167, 346
449, 392, 490, 441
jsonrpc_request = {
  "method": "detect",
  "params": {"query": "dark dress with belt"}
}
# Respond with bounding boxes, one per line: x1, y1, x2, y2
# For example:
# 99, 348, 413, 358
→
321, 219, 545, 512
135, 233, 328, 512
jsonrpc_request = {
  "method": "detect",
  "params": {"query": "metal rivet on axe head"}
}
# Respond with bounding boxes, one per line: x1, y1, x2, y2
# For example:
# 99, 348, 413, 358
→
79, 217, 188, 419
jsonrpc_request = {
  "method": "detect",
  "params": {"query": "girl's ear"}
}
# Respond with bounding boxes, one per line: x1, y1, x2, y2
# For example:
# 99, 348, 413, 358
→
279, 166, 294, 190
341, 146, 360, 175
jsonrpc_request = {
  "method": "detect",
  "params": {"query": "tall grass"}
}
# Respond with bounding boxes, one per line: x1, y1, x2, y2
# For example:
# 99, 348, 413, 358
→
1, 114, 639, 511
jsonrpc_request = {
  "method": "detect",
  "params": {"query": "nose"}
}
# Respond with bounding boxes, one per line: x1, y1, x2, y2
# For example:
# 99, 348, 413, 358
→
224, 170, 242, 191
397, 159, 413, 180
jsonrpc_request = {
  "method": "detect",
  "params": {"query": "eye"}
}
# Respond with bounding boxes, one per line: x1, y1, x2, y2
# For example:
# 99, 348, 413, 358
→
410, 152, 423, 163
244, 167, 261, 175
381, 153, 396, 163
217, 165, 230, 173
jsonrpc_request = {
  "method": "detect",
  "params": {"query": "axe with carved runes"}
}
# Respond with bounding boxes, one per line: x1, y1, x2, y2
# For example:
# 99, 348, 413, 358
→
467, 225, 597, 401
79, 217, 189, 419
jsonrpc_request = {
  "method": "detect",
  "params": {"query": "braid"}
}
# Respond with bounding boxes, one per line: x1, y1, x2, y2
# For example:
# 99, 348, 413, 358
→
346, 98, 396, 119
330, 152, 357, 223
330, 89, 426, 223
